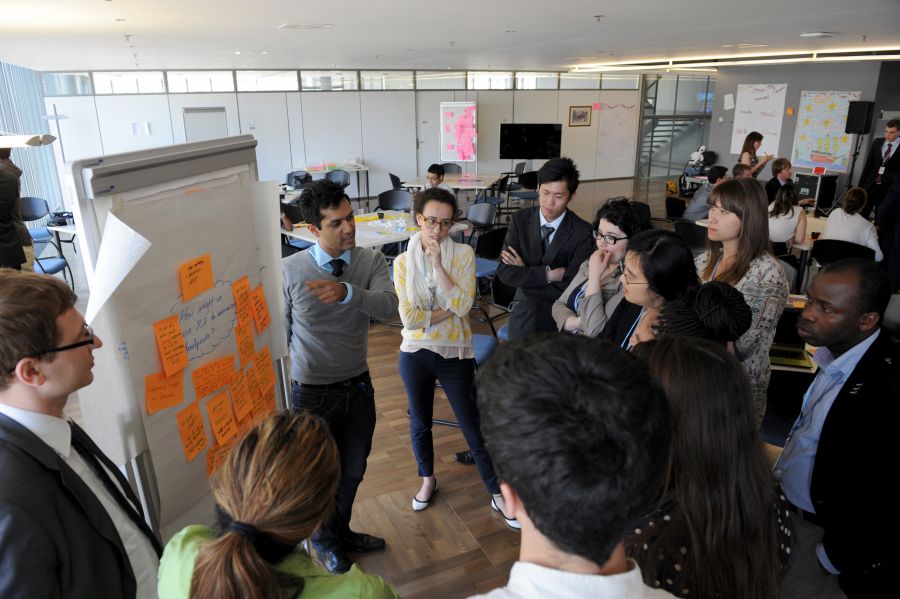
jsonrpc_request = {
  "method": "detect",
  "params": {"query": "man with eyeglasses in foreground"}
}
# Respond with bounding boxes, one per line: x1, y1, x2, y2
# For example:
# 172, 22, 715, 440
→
0, 270, 162, 599
282, 179, 398, 574
497, 157, 594, 340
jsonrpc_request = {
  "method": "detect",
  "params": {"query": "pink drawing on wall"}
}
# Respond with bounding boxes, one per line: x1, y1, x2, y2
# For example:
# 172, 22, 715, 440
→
454, 105, 477, 161
593, 102, 601, 110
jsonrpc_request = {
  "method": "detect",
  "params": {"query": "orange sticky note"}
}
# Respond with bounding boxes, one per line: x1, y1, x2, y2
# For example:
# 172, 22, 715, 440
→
191, 355, 235, 399
206, 390, 238, 446
252, 384, 276, 423
229, 370, 254, 422
176, 401, 207, 462
144, 371, 184, 415
153, 315, 189, 377
234, 321, 255, 369
254, 347, 276, 394
244, 363, 261, 400
249, 285, 271, 333
206, 438, 235, 478
179, 254, 215, 303
235, 412, 255, 437
232, 276, 252, 326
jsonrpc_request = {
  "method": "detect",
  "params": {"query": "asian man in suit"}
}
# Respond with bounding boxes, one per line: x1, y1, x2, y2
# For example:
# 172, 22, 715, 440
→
0, 270, 162, 599
497, 157, 593, 340
858, 118, 900, 220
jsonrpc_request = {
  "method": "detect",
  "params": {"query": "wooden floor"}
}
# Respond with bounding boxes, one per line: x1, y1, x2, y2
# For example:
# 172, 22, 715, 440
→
64, 178, 671, 598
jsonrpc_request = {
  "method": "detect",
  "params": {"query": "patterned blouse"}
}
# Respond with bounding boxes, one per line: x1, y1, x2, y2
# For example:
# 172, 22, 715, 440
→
696, 251, 788, 424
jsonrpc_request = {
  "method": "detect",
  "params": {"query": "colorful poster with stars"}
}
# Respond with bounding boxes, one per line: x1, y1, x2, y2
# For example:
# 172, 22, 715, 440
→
791, 91, 861, 173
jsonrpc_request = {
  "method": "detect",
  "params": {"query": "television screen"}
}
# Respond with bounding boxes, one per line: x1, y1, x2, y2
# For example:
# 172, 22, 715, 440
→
499, 123, 562, 159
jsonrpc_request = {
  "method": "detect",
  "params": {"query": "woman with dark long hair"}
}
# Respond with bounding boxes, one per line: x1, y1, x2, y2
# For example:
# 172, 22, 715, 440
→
158, 413, 398, 599
739, 131, 773, 178
696, 177, 788, 424
628, 336, 790, 599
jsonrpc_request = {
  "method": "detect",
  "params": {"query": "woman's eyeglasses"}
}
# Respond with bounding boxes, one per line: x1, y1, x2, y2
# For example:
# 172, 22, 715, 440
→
421, 217, 453, 230
593, 231, 627, 244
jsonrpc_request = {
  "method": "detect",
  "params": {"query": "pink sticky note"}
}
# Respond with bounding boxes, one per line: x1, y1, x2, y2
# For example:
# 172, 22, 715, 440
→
447, 144, 454, 150
593, 102, 601, 110
444, 111, 454, 118
444, 125, 451, 132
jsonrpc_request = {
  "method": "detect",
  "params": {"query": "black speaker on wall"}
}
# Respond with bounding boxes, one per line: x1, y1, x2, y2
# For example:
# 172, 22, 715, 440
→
845, 101, 875, 134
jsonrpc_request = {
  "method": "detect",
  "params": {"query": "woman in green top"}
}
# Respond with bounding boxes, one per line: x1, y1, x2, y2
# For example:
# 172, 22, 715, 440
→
158, 413, 398, 599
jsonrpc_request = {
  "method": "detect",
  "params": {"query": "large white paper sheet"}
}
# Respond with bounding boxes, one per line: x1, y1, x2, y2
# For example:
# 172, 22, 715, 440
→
85, 213, 151, 324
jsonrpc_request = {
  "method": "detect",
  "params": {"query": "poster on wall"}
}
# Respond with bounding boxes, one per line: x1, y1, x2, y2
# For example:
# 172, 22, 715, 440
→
790, 90, 860, 173
440, 101, 477, 162
730, 83, 788, 156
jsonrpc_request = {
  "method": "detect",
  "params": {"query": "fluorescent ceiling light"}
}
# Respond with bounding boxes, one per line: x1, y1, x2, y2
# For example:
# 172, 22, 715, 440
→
0, 134, 57, 148
800, 32, 834, 38
276, 22, 334, 30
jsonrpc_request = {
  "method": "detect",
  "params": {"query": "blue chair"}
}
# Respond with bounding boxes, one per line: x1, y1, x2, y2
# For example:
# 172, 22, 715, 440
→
33, 256, 74, 287
285, 170, 312, 189
508, 171, 539, 209
19, 196, 73, 286
465, 202, 497, 247
473, 333, 498, 365
497, 324, 509, 341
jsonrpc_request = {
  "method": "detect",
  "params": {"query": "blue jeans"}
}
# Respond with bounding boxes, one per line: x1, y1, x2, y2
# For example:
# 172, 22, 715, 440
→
398, 349, 499, 495
291, 373, 376, 549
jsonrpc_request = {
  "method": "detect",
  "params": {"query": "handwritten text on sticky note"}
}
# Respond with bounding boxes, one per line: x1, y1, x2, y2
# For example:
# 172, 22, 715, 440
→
206, 391, 238, 446
234, 321, 255, 369
191, 355, 235, 399
232, 276, 252, 326
153, 315, 189, 377
249, 285, 271, 333
176, 401, 207, 462
145, 371, 184, 415
179, 254, 215, 303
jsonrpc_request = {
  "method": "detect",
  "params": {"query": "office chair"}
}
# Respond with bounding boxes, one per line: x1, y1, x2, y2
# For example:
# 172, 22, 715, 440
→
325, 169, 350, 189
440, 163, 462, 174
389, 173, 405, 190
376, 189, 413, 212
673, 220, 709, 256
19, 196, 74, 286
811, 239, 875, 267
285, 170, 312, 188
465, 202, 497, 247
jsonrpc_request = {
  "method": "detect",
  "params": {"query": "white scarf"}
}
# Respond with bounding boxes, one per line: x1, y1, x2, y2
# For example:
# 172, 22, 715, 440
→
405, 231, 461, 311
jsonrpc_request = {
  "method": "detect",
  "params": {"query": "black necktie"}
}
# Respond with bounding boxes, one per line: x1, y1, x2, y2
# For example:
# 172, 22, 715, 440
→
69, 422, 163, 557
330, 258, 345, 277
541, 225, 555, 252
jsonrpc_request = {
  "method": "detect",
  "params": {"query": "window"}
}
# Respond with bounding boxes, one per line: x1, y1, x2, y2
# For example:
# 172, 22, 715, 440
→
41, 72, 93, 96
415, 71, 466, 90
515, 72, 558, 90
467, 71, 513, 90
360, 71, 414, 90
300, 71, 358, 91
235, 71, 299, 91
601, 74, 640, 90
559, 73, 601, 90
93, 71, 166, 94
167, 71, 235, 93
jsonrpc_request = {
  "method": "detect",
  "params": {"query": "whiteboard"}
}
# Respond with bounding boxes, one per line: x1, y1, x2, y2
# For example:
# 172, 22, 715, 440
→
183, 106, 228, 142
440, 101, 477, 162
730, 83, 788, 156
791, 91, 861, 173
596, 93, 640, 179
70, 136, 288, 536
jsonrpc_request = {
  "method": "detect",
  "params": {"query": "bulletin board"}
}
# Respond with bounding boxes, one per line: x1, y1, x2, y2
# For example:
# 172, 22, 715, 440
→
790, 90, 860, 173
440, 101, 477, 162
70, 136, 288, 538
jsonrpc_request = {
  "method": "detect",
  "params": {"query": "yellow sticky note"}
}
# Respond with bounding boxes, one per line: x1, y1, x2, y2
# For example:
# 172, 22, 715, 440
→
144, 371, 184, 415
191, 355, 235, 399
249, 285, 271, 333
234, 321, 255, 370
179, 254, 215, 303
254, 347, 276, 394
232, 276, 252, 327
229, 370, 254, 423
176, 401, 207, 462
153, 315, 189, 378
206, 390, 238, 446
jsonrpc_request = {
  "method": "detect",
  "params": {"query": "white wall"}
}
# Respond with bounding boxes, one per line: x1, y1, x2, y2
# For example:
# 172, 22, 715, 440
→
47, 88, 641, 206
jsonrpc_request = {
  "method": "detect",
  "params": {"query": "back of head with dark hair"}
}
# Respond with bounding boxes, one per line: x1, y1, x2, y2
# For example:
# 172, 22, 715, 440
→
821, 258, 891, 319
707, 165, 728, 185
655, 281, 752, 344
593, 198, 653, 237
626, 229, 700, 302
770, 182, 799, 218
731, 163, 750, 178
477, 334, 671, 567
0, 148, 11, 160
427, 163, 445, 177
741, 131, 763, 156
413, 186, 457, 215
537, 157, 580, 196
298, 180, 349, 228
841, 187, 868, 215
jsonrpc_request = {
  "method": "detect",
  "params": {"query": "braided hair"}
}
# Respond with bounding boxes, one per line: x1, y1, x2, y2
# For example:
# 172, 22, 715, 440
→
654, 281, 751, 344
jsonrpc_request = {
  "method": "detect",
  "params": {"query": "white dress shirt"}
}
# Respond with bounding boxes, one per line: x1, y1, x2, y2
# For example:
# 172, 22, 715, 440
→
0, 403, 159, 599
539, 210, 566, 247
821, 208, 883, 261
467, 560, 676, 598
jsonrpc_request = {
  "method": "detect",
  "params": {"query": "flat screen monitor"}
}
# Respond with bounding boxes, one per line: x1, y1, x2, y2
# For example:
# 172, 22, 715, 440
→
499, 123, 562, 159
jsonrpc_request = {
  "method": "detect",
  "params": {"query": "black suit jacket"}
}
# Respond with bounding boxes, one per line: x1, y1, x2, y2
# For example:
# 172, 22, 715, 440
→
809, 332, 899, 597
497, 207, 593, 339
859, 137, 900, 194
765, 176, 783, 204
0, 413, 137, 599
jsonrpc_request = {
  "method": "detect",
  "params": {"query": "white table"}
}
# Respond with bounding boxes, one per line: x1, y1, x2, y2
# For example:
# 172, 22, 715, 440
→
283, 211, 468, 249
303, 164, 371, 199
47, 224, 77, 253
405, 173, 502, 192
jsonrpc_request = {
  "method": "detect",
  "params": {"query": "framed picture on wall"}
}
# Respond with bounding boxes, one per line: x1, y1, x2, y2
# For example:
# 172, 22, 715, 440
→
569, 106, 591, 127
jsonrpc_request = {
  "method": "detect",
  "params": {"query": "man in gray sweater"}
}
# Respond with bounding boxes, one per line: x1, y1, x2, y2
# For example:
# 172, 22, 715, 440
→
282, 180, 398, 574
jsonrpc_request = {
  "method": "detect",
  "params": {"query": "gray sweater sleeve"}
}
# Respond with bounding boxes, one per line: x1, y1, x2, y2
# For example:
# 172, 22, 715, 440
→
345, 252, 398, 320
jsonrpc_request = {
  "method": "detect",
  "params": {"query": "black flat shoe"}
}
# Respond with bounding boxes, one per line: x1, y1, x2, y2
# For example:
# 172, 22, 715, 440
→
454, 450, 475, 465
412, 481, 439, 511
315, 546, 352, 574
341, 531, 386, 553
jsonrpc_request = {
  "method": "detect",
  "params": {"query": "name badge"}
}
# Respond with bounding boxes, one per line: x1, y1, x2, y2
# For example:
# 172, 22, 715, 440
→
879, 166, 886, 175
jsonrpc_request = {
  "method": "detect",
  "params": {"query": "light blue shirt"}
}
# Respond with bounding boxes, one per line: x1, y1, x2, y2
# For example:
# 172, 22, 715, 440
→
775, 328, 880, 574
308, 242, 353, 304
539, 210, 566, 247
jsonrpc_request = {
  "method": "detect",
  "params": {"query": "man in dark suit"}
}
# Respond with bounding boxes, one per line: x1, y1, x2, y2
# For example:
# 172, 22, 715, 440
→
858, 118, 900, 219
765, 157, 793, 204
775, 259, 898, 598
0, 270, 162, 599
876, 176, 900, 292
497, 157, 593, 340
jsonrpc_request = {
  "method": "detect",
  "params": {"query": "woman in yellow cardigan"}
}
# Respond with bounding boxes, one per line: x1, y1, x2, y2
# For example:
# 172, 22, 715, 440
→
394, 188, 519, 529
